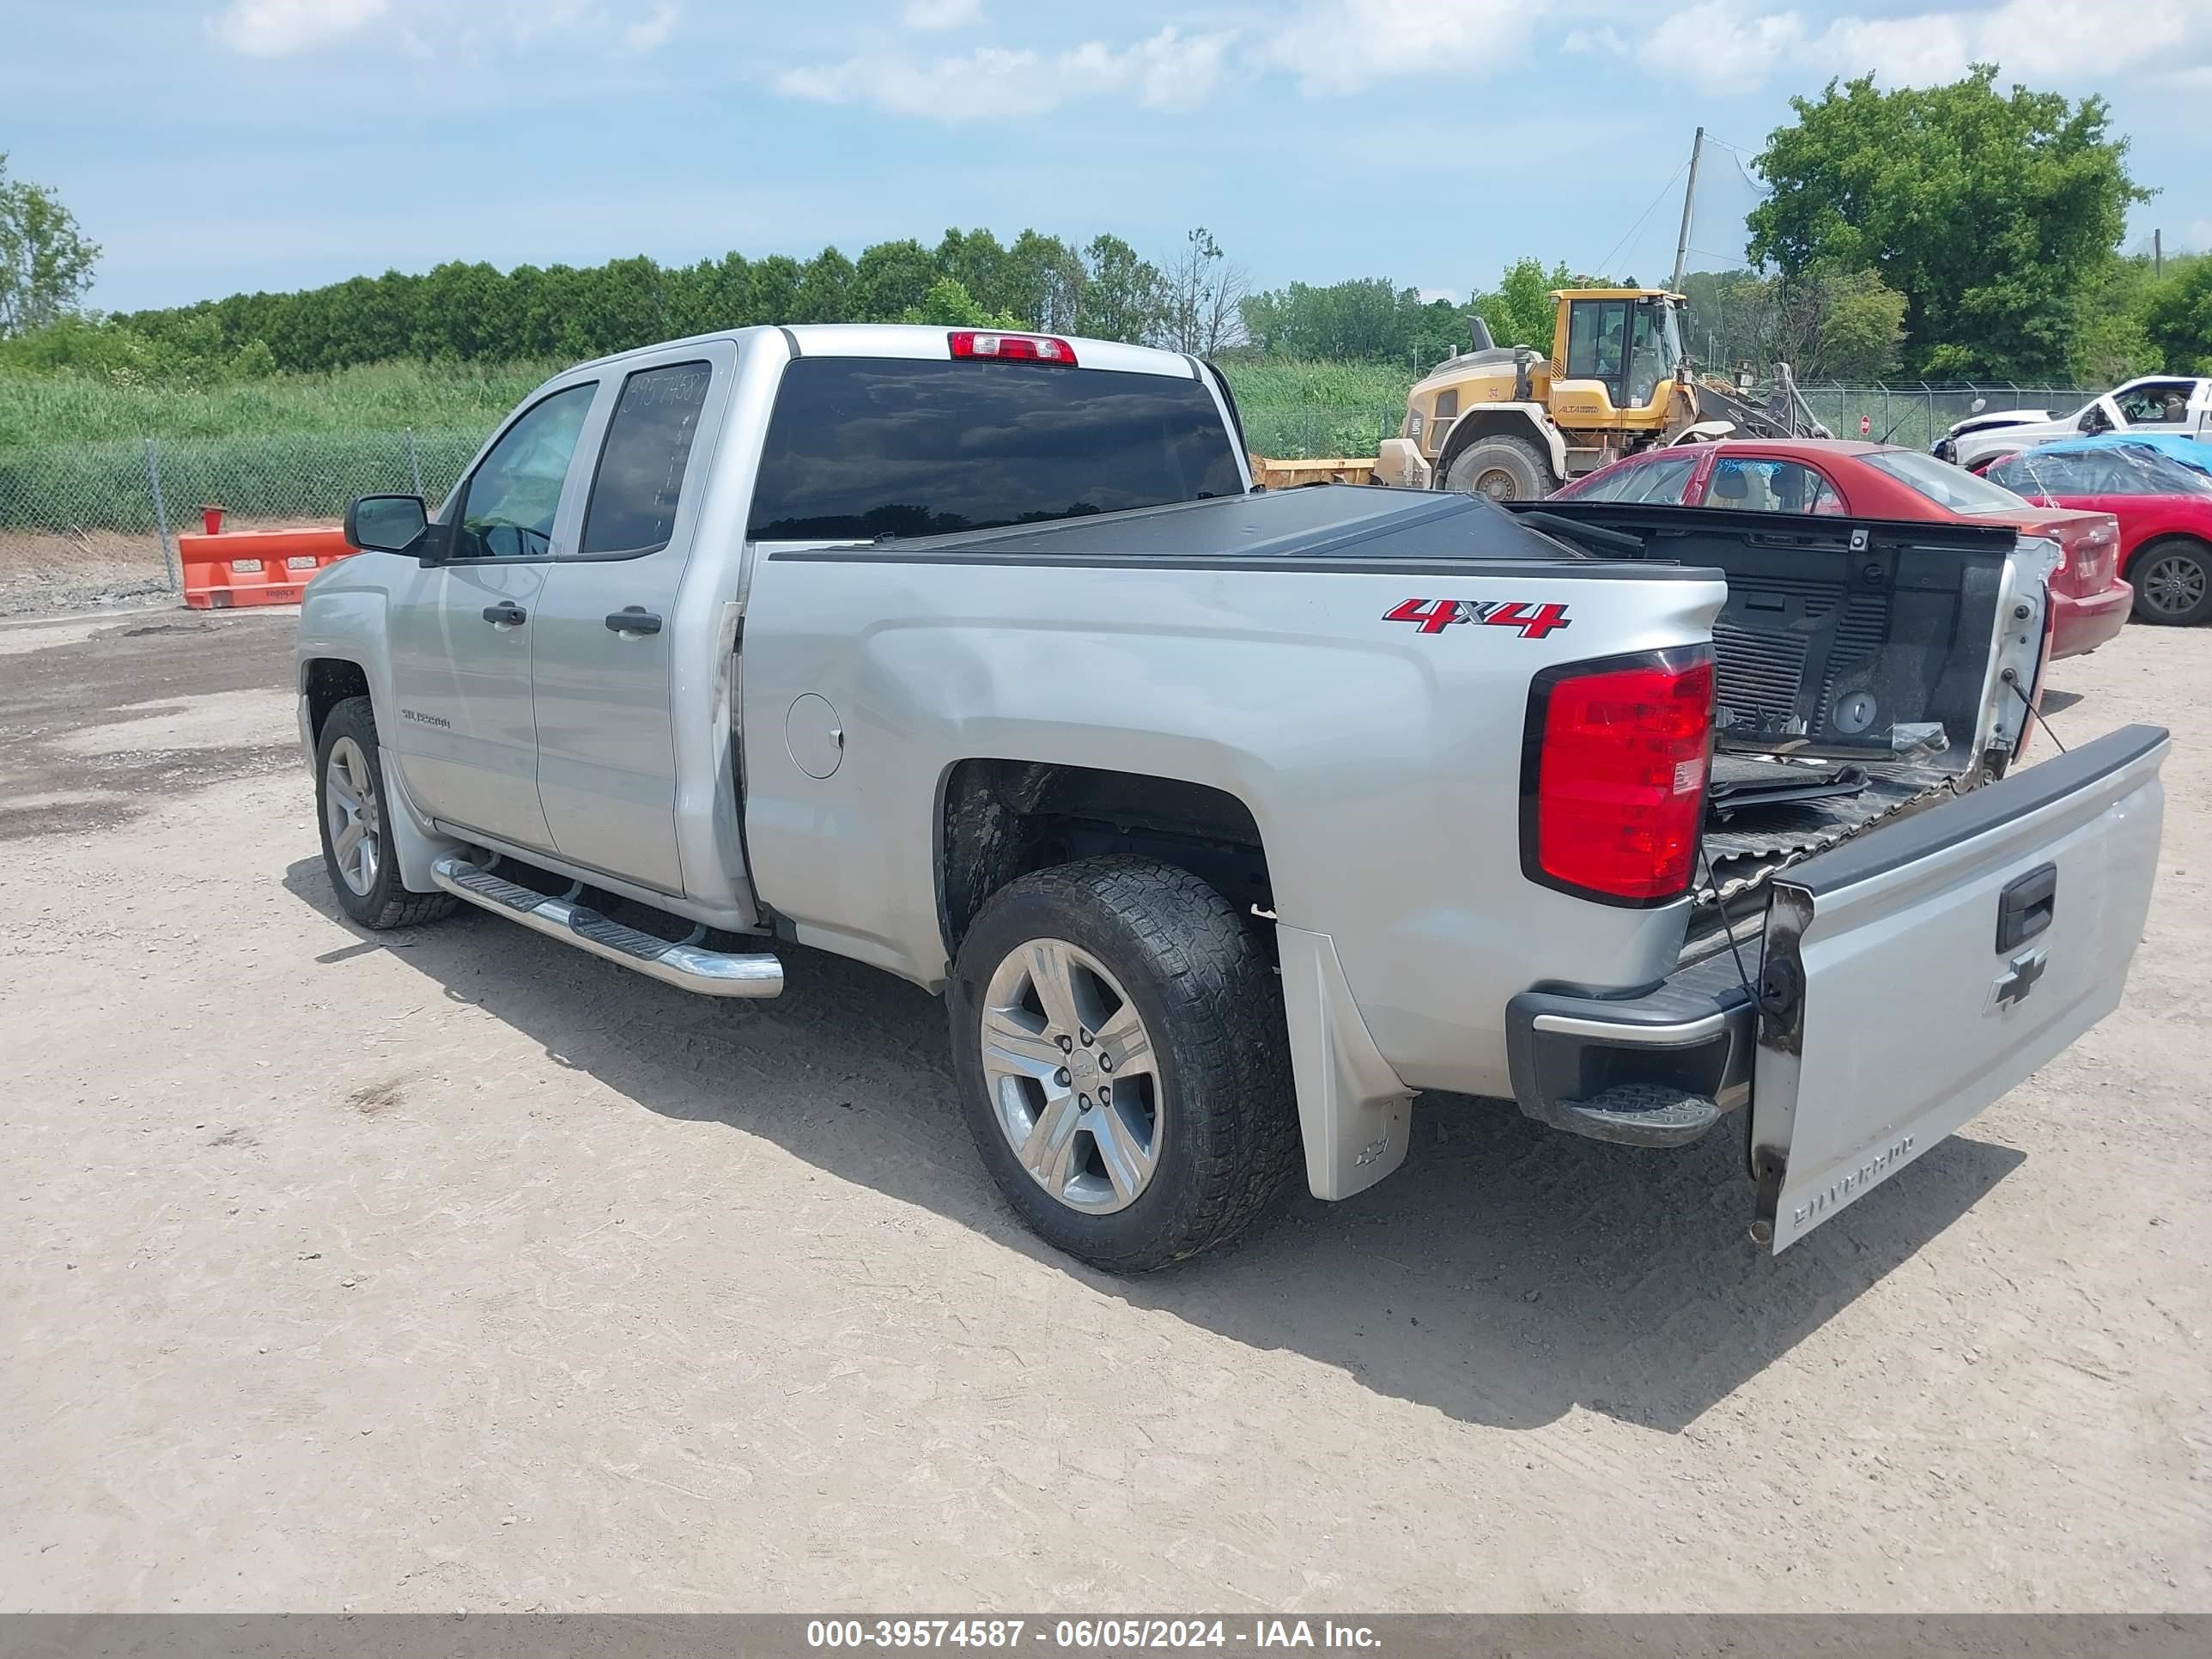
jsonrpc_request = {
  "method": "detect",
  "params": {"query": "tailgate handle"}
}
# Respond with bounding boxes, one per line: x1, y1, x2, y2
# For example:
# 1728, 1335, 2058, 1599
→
1996, 864, 2057, 952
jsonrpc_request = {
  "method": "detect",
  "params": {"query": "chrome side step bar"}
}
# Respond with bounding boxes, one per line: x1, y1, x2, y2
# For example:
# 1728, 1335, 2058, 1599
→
429, 854, 783, 998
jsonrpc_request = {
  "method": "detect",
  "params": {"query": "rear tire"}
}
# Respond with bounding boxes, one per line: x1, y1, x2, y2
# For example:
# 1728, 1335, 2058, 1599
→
947, 858, 1299, 1273
2130, 538, 2212, 626
315, 696, 458, 930
1444, 434, 1554, 501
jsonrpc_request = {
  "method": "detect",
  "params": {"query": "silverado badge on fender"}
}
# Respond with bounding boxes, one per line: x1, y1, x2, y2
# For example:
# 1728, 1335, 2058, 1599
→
1383, 598, 1572, 638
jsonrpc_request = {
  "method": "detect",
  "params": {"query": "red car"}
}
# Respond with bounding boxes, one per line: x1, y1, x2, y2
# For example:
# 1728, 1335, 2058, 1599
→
1979, 445, 2212, 627
1553, 440, 2130, 659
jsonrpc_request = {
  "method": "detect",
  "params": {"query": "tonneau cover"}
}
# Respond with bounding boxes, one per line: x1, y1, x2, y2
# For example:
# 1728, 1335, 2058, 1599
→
789, 483, 1704, 576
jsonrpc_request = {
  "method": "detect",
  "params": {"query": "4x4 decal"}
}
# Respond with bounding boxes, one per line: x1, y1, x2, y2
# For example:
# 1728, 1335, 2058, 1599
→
1383, 598, 1573, 639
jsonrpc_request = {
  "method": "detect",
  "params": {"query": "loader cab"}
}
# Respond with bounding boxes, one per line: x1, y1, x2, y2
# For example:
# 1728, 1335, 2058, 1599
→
1552, 289, 1686, 427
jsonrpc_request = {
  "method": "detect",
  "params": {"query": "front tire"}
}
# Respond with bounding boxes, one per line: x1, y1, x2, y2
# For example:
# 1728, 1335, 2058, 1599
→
315, 696, 457, 930
2130, 538, 2212, 626
948, 858, 1299, 1273
1444, 434, 1554, 501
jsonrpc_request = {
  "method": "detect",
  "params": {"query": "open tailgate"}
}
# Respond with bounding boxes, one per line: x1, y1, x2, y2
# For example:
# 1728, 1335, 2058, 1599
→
1750, 724, 2168, 1251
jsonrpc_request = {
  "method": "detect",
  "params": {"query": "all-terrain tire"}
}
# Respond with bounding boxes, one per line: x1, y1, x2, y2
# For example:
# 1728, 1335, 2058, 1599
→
314, 696, 458, 930
947, 857, 1299, 1273
1444, 434, 1555, 501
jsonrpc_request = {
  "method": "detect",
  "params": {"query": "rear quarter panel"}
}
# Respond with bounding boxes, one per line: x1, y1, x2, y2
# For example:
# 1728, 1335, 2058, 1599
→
738, 545, 1725, 1097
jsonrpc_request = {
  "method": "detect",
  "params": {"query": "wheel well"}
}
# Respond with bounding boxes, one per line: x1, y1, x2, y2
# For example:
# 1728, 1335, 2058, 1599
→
1437, 410, 1559, 485
302, 659, 370, 744
938, 760, 1272, 958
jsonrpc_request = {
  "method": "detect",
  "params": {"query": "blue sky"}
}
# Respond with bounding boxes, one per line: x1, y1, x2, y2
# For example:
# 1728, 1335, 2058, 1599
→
7, 0, 2212, 315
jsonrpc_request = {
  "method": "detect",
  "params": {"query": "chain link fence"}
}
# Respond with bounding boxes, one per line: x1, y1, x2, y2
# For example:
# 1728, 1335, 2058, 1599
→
1796, 382, 2093, 453
0, 427, 484, 602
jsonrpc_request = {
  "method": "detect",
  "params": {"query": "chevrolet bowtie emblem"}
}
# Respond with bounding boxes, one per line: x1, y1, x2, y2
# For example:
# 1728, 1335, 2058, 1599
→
1990, 949, 2050, 1012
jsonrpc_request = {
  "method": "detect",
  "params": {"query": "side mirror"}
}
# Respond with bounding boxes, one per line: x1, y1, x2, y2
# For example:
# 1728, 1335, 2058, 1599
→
345, 495, 429, 556
2078, 410, 2103, 434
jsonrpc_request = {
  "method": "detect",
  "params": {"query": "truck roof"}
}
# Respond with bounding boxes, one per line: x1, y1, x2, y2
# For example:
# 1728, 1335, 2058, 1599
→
567, 323, 1203, 380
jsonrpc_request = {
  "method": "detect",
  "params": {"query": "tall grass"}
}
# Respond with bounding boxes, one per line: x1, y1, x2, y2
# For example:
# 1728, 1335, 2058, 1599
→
0, 356, 1421, 532
0, 359, 562, 449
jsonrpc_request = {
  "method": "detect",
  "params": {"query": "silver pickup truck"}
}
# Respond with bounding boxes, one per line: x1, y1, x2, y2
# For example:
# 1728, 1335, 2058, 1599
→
299, 324, 2169, 1272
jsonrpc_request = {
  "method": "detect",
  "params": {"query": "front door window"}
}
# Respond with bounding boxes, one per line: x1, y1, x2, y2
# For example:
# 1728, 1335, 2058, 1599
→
451, 383, 598, 562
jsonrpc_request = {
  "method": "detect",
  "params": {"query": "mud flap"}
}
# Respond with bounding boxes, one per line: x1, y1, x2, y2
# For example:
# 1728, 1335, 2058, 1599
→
1750, 725, 2168, 1252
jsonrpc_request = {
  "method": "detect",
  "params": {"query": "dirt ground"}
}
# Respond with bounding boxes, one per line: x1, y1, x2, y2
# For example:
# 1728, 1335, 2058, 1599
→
0, 606, 2206, 1614
0, 519, 332, 619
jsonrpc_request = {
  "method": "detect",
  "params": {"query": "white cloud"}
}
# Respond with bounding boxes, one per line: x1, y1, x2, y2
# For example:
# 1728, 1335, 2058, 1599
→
1642, 1, 1803, 96
1638, 0, 2212, 95
1258, 0, 1552, 95
623, 1, 678, 52
215, 0, 388, 58
1419, 287, 1460, 304
776, 25, 1233, 120
902, 0, 981, 28
213, 0, 678, 59
1563, 27, 1625, 57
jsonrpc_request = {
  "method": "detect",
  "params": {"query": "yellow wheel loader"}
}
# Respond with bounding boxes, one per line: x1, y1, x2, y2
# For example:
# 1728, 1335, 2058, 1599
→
1289, 286, 1827, 498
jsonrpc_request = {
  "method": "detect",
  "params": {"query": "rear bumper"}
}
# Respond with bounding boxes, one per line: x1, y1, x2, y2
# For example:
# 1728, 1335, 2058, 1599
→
1504, 948, 1758, 1147
2051, 580, 2131, 659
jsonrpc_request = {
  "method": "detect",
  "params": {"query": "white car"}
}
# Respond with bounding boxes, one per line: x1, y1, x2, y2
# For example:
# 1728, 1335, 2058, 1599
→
1938, 375, 2212, 468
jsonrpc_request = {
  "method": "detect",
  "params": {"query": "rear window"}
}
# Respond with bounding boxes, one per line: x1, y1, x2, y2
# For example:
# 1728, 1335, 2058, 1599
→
747, 357, 1243, 541
1860, 448, 2029, 514
1567, 453, 1697, 505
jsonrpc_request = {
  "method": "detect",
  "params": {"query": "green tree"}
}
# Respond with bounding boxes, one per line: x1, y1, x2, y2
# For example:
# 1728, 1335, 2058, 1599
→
794, 247, 855, 323
1001, 230, 1085, 331
1238, 278, 1419, 360
1076, 234, 1164, 343
1747, 66, 2148, 379
0, 153, 100, 336
2141, 256, 2212, 375
1468, 257, 1571, 353
934, 228, 1008, 316
899, 276, 1022, 329
2068, 254, 2163, 385
850, 239, 938, 321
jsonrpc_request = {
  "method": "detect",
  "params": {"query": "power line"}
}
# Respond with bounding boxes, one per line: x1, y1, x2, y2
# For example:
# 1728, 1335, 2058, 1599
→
1593, 159, 1690, 281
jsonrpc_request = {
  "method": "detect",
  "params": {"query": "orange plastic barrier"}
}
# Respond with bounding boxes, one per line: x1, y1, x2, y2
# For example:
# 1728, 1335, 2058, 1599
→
178, 526, 356, 609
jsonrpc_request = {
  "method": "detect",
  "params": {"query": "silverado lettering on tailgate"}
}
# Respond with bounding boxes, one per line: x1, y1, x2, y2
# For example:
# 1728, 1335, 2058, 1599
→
1792, 1133, 1918, 1231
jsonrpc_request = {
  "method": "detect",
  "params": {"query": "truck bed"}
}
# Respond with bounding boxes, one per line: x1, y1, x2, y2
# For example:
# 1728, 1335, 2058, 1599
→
1504, 497, 2037, 917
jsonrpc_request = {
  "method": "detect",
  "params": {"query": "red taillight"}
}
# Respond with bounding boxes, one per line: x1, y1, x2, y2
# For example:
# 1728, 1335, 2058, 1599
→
1522, 651, 1714, 905
949, 330, 1078, 366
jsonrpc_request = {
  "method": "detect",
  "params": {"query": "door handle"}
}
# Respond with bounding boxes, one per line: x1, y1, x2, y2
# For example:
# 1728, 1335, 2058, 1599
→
482, 603, 527, 626
605, 607, 664, 636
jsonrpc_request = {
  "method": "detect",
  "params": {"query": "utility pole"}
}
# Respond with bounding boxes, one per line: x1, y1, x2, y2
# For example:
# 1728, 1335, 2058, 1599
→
1670, 126, 1705, 292
2154, 228, 2163, 278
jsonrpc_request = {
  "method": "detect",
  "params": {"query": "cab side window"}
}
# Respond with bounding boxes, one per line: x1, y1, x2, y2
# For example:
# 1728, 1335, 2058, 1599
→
579, 362, 714, 558
2115, 382, 2193, 426
1705, 458, 1840, 515
450, 383, 599, 562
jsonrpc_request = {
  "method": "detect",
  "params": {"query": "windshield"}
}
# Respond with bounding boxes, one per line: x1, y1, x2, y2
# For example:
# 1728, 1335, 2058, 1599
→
1861, 448, 2033, 514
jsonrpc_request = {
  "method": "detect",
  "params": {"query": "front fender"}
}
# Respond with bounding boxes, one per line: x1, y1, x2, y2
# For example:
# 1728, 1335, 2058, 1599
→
296, 580, 465, 893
